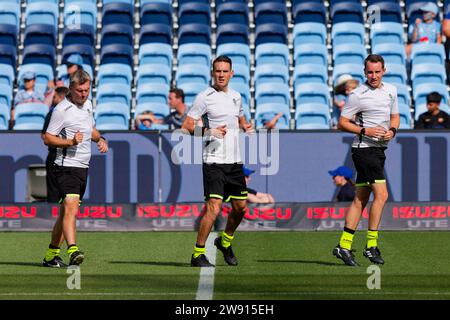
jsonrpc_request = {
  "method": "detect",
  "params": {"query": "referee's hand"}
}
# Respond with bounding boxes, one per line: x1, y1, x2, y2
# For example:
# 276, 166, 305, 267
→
72, 130, 83, 145
209, 125, 227, 139
97, 138, 108, 153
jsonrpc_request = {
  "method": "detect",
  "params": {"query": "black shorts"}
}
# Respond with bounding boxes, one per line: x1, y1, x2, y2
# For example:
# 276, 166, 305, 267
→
202, 163, 248, 202
352, 147, 386, 187
45, 151, 59, 203
53, 165, 88, 202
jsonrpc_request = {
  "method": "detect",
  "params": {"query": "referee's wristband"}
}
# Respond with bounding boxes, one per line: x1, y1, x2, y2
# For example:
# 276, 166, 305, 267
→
389, 127, 397, 137
359, 128, 366, 135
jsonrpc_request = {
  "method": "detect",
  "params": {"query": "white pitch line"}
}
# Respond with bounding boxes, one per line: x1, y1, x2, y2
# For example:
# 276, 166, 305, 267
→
195, 232, 217, 300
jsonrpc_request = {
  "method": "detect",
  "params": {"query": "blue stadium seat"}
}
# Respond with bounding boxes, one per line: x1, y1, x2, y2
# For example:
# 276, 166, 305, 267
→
367, 1, 402, 23
216, 2, 249, 26
255, 103, 290, 129
178, 23, 211, 45
97, 63, 133, 86
411, 63, 446, 90
255, 23, 288, 45
331, 22, 365, 45
332, 63, 365, 85
295, 83, 330, 106
254, 2, 287, 26
413, 83, 449, 110
216, 23, 249, 45
0, 2, 21, 29
138, 43, 173, 68
177, 43, 211, 67
0, 64, 14, 87
295, 103, 331, 129
140, 2, 172, 26
103, 0, 133, 4
393, 83, 411, 106
293, 64, 328, 86
25, 2, 58, 32
100, 44, 133, 66
135, 102, 170, 119
102, 2, 133, 26
230, 63, 250, 84
0, 44, 16, 68
64, 2, 97, 32
57, 63, 93, 83
293, 22, 327, 46
255, 83, 290, 105
0, 83, 12, 107
176, 64, 210, 85
411, 43, 446, 66
333, 44, 367, 65
292, 1, 326, 24
62, 44, 95, 68
96, 83, 131, 106
178, 2, 211, 26
0, 24, 17, 47
136, 64, 171, 86
178, 82, 208, 106
139, 24, 172, 45
255, 43, 289, 67
178, 0, 210, 4
330, 1, 364, 24
294, 43, 328, 65
370, 22, 404, 46
398, 103, 412, 129
22, 44, 55, 66
25, 24, 56, 47
62, 24, 95, 47
384, 63, 407, 84
254, 64, 289, 86
101, 23, 133, 47
13, 102, 48, 130
65, 0, 96, 3
94, 102, 130, 131
136, 83, 170, 105
18, 63, 53, 93
372, 43, 406, 65
216, 43, 250, 67
0, 103, 9, 130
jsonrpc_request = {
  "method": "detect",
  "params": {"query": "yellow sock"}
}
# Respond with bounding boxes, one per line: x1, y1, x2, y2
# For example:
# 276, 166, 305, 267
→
367, 230, 379, 248
339, 230, 355, 250
221, 232, 234, 248
193, 245, 205, 258
44, 248, 60, 262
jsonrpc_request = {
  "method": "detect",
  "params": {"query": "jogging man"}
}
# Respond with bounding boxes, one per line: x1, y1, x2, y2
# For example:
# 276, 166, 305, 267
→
333, 54, 400, 266
42, 70, 108, 267
181, 55, 254, 267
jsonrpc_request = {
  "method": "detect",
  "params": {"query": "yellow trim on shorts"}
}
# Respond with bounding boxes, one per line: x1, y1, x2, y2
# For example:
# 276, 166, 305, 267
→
65, 194, 80, 198
374, 179, 386, 184
208, 194, 223, 199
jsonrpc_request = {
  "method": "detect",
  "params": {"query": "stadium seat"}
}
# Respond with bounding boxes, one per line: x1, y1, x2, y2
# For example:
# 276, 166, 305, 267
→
331, 22, 365, 45
255, 23, 288, 45
384, 63, 407, 84
292, 22, 327, 46
138, 43, 173, 68
24, 24, 56, 47
94, 102, 130, 130
96, 83, 132, 106
293, 64, 328, 86
178, 2, 211, 26
0, 2, 21, 29
254, 64, 289, 86
25, 2, 58, 32
62, 24, 95, 47
255, 43, 289, 67
135, 102, 170, 119
332, 63, 365, 85
255, 103, 290, 129
216, 2, 249, 26
18, 63, 53, 93
230, 63, 250, 85
177, 43, 211, 67
330, 1, 364, 24
103, 0, 133, 4
254, 2, 288, 26
62, 44, 95, 68
22, 44, 55, 66
411, 43, 446, 66
178, 82, 209, 106
393, 83, 411, 106
216, 43, 250, 67
367, 1, 402, 23
0, 44, 16, 68
64, 1, 97, 32
178, 23, 211, 45
0, 64, 14, 87
57, 63, 93, 83
139, 24, 172, 45
0, 103, 9, 130
372, 43, 406, 65
0, 24, 17, 47
101, 24, 133, 47
140, 2, 172, 26
100, 44, 133, 67
333, 44, 367, 65
136, 64, 171, 86
370, 22, 404, 46
178, 0, 209, 4
255, 83, 290, 105
413, 83, 449, 109
216, 23, 249, 45
294, 43, 328, 65
97, 63, 133, 86
0, 83, 12, 107
102, 2, 134, 26
176, 64, 210, 85
295, 103, 331, 129
136, 83, 170, 105
13, 102, 48, 130
411, 63, 446, 90
292, 1, 326, 24
295, 83, 330, 106
398, 103, 412, 129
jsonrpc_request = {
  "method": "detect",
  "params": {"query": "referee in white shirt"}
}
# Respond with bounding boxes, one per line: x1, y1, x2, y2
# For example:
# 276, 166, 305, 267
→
333, 54, 400, 267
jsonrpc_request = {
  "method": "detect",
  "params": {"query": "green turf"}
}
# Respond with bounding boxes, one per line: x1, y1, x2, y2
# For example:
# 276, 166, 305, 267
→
0, 231, 449, 300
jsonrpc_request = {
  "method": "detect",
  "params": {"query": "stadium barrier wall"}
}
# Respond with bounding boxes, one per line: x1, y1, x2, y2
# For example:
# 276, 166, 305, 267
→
1, 130, 450, 203
1, 202, 450, 231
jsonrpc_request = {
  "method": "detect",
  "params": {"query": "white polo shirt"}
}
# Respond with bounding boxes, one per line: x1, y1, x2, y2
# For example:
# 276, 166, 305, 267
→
341, 82, 399, 148
188, 87, 244, 164
46, 97, 95, 168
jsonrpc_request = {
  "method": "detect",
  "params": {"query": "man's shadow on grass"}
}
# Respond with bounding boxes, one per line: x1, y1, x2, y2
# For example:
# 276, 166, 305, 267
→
257, 259, 347, 267
110, 261, 189, 267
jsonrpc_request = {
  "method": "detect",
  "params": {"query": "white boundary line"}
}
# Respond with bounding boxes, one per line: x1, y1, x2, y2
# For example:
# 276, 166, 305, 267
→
195, 232, 217, 300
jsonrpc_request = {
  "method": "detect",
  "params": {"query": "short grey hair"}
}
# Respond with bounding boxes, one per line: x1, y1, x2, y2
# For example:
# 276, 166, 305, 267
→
69, 69, 91, 88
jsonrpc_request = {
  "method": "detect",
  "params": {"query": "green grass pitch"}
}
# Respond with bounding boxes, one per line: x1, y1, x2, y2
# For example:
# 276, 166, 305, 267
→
0, 231, 450, 300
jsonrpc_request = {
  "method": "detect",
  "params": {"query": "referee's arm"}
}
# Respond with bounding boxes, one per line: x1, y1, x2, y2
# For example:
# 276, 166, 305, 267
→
338, 116, 388, 138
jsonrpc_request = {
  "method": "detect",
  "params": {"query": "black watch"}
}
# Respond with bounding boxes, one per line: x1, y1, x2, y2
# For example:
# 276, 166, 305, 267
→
389, 127, 397, 137
100, 136, 106, 141
360, 128, 366, 135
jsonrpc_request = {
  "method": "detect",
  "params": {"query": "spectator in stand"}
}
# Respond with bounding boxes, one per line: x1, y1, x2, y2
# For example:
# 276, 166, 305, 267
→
243, 166, 275, 204
332, 75, 359, 128
135, 110, 158, 130
328, 166, 356, 202
407, 2, 442, 58
415, 92, 450, 129
165, 88, 189, 129
262, 112, 284, 130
